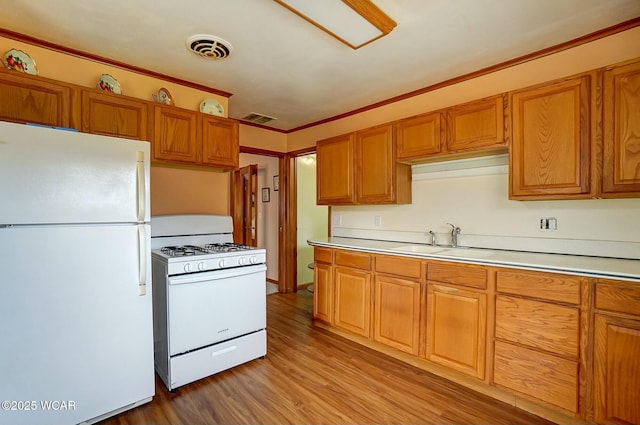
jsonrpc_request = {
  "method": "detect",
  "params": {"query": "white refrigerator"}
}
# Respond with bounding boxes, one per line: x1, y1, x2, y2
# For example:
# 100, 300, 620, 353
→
0, 121, 155, 425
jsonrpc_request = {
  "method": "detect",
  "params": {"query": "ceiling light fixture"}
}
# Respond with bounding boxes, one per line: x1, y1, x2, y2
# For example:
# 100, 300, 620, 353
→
273, 0, 396, 49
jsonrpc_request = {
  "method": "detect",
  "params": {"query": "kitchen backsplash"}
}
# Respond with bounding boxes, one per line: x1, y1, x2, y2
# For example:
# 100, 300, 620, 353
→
331, 157, 640, 260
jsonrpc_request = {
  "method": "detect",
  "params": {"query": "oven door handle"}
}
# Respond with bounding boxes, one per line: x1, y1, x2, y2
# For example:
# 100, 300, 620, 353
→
169, 264, 267, 286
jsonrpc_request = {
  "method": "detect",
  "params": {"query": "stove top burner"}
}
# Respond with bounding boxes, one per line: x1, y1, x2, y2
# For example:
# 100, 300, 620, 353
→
159, 243, 253, 257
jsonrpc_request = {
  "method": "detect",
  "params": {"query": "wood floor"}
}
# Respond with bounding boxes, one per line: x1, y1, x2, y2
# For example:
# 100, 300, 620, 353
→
100, 290, 555, 425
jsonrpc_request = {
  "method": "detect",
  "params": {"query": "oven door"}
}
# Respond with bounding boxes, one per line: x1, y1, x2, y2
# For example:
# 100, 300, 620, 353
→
167, 264, 266, 356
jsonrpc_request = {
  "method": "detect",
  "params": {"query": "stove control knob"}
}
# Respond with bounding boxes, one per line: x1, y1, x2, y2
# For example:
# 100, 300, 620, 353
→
197, 262, 205, 271
218, 259, 226, 268
184, 263, 192, 273
249, 255, 257, 264
238, 256, 247, 266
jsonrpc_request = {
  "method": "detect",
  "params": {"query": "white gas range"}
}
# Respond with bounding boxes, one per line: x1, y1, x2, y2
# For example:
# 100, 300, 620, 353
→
150, 214, 267, 391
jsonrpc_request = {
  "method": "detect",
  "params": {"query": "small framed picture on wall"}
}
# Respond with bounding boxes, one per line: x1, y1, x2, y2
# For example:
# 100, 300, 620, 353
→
273, 175, 279, 191
262, 187, 270, 202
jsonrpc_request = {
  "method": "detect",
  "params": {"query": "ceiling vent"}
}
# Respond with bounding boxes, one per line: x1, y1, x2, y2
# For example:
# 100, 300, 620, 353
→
242, 113, 277, 124
186, 34, 233, 59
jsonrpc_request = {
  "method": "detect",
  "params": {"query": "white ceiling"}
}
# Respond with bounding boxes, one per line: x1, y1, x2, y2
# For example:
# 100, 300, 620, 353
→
1, 0, 639, 131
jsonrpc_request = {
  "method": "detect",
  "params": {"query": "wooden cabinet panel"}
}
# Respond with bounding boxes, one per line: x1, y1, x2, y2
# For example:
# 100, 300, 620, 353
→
375, 255, 422, 279
201, 115, 239, 169
427, 262, 487, 290
496, 295, 579, 358
0, 70, 72, 127
335, 250, 371, 270
426, 284, 486, 379
153, 105, 198, 163
496, 269, 581, 305
603, 60, 640, 196
374, 274, 421, 355
334, 266, 371, 337
316, 133, 355, 205
596, 279, 640, 317
509, 75, 592, 199
313, 262, 333, 324
356, 124, 395, 203
314, 246, 333, 264
494, 340, 578, 413
446, 95, 505, 152
81, 90, 148, 140
396, 112, 443, 159
594, 314, 640, 425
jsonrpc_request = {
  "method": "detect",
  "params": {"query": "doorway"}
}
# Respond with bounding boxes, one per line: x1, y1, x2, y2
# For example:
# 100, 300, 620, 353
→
232, 164, 258, 246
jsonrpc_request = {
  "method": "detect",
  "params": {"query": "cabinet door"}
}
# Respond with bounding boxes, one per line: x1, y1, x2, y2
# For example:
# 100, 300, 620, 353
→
396, 112, 442, 160
603, 60, 640, 197
356, 124, 395, 203
374, 274, 421, 355
594, 314, 640, 425
0, 70, 72, 127
153, 105, 198, 163
81, 90, 149, 140
201, 115, 239, 169
334, 266, 371, 337
426, 283, 486, 379
509, 75, 592, 199
313, 262, 333, 324
446, 95, 505, 152
316, 133, 355, 205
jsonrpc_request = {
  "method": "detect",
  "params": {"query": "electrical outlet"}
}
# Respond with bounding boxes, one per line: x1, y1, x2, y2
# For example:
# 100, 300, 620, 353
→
374, 215, 382, 227
539, 217, 557, 231
332, 214, 342, 226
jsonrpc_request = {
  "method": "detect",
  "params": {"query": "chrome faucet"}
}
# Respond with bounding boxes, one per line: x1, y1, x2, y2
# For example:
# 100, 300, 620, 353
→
428, 230, 436, 246
446, 223, 461, 248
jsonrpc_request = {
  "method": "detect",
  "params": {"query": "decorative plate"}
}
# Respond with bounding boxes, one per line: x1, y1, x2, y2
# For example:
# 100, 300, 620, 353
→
199, 98, 224, 117
152, 87, 174, 106
3, 48, 38, 75
96, 74, 122, 94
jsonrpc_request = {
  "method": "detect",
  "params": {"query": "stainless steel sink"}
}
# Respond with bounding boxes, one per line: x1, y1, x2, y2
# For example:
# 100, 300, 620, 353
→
391, 245, 447, 254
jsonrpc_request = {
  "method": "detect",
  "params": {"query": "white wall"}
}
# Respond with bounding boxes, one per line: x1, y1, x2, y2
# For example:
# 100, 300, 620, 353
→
296, 154, 328, 285
332, 158, 640, 259
239, 153, 280, 281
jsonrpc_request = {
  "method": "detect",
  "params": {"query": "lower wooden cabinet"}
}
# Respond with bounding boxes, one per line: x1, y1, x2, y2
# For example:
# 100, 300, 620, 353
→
594, 279, 640, 425
373, 274, 421, 355
334, 266, 371, 337
425, 283, 487, 379
313, 262, 333, 324
494, 340, 578, 413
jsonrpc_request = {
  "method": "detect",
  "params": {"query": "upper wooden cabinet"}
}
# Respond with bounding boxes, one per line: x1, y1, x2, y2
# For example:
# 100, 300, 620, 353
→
396, 95, 506, 163
316, 124, 411, 205
153, 105, 199, 163
603, 59, 640, 197
201, 114, 239, 169
152, 104, 239, 170
509, 75, 592, 200
0, 69, 74, 128
81, 89, 149, 140
316, 133, 355, 204
396, 112, 443, 159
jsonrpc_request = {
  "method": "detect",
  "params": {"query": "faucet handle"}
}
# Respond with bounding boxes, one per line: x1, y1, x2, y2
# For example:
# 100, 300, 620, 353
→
428, 230, 436, 246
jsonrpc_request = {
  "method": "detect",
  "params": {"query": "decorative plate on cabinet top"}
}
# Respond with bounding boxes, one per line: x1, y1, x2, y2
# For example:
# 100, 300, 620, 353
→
152, 87, 174, 106
96, 74, 122, 94
3, 48, 38, 75
199, 98, 224, 117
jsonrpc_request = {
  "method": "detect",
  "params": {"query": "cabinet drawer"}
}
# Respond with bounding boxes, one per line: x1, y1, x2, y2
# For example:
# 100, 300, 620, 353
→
375, 255, 422, 279
335, 250, 371, 270
427, 262, 487, 290
314, 247, 333, 264
596, 279, 640, 316
496, 295, 579, 358
494, 341, 578, 413
496, 269, 581, 305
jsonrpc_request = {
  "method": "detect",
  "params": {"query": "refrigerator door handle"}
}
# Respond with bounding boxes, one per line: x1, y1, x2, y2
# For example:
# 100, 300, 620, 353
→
138, 225, 147, 296
136, 151, 146, 222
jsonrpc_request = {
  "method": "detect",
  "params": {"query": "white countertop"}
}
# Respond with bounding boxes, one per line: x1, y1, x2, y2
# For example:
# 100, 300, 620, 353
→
308, 237, 640, 282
